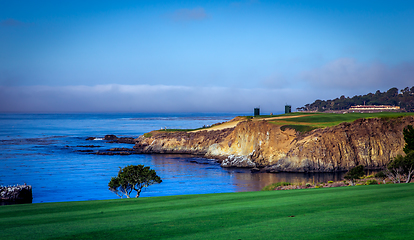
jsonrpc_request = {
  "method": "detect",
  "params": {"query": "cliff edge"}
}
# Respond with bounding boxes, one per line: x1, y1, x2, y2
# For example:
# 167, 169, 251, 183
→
133, 116, 414, 172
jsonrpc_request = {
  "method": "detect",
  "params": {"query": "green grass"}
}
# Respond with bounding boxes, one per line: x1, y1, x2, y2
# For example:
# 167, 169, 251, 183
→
143, 133, 152, 138
157, 127, 210, 132
151, 112, 414, 134
158, 128, 197, 132
280, 124, 319, 133
1, 184, 414, 239
254, 112, 320, 119
267, 112, 414, 132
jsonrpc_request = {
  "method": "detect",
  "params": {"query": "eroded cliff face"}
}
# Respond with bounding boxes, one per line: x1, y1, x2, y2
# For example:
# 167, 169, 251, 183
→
267, 117, 414, 172
133, 128, 233, 156
134, 116, 414, 172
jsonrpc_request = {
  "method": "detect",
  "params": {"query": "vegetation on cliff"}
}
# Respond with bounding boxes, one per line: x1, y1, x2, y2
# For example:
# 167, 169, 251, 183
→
403, 125, 414, 154
297, 86, 414, 112
383, 125, 414, 183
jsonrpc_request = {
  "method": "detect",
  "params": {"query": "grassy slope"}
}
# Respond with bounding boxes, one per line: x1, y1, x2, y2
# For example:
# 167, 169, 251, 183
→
145, 112, 414, 133
267, 112, 414, 132
1, 184, 414, 240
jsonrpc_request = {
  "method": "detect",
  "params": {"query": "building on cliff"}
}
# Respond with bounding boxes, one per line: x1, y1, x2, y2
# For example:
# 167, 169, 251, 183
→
285, 105, 291, 114
349, 105, 400, 113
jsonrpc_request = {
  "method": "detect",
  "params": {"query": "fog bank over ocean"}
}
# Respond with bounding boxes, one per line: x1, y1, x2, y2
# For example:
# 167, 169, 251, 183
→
0, 85, 323, 113
3, 81, 413, 114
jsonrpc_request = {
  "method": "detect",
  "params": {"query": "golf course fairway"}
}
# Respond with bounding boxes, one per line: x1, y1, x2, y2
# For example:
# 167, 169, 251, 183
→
1, 183, 413, 239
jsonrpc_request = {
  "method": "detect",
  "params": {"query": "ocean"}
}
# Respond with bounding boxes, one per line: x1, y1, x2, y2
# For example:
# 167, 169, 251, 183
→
0, 113, 345, 203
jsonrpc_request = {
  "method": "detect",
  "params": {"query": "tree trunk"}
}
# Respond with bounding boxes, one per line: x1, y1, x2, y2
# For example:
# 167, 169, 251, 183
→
406, 169, 414, 183
135, 189, 141, 198
122, 187, 130, 198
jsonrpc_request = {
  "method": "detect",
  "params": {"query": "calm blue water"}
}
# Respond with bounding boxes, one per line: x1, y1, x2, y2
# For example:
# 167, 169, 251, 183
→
0, 113, 345, 203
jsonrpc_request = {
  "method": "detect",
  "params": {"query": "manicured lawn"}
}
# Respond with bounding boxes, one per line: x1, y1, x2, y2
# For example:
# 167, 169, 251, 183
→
146, 112, 414, 133
1, 183, 414, 239
267, 112, 414, 132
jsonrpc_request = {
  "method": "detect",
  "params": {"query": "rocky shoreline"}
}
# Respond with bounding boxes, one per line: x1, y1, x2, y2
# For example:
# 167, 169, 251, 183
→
0, 184, 32, 205
84, 116, 414, 173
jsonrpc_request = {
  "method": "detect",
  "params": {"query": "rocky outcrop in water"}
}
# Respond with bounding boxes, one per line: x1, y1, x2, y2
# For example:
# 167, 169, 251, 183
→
221, 153, 256, 168
134, 116, 414, 172
86, 135, 136, 144
0, 184, 32, 205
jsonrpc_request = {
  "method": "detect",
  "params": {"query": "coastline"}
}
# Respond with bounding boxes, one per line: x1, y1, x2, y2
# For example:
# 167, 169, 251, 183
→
2, 112, 413, 204
125, 113, 414, 173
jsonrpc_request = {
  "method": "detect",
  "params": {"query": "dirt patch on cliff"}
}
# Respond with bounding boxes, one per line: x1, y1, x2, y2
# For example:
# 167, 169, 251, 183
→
190, 115, 313, 133
257, 114, 317, 121
191, 117, 247, 133
191, 115, 316, 133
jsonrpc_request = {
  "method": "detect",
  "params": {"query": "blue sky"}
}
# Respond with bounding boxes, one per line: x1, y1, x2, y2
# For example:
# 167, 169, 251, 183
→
1, 0, 414, 113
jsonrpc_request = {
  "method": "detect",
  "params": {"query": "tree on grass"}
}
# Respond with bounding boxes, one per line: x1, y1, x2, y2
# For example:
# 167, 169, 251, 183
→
344, 165, 365, 186
108, 165, 162, 198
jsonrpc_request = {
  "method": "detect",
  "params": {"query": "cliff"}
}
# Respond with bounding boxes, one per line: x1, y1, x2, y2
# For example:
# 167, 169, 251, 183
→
133, 116, 414, 172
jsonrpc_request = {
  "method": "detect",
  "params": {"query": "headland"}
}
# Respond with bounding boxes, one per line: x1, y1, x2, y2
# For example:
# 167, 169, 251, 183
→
131, 112, 414, 172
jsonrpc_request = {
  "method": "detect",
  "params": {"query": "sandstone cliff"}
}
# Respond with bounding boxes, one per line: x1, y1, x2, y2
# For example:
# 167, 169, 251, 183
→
133, 116, 414, 172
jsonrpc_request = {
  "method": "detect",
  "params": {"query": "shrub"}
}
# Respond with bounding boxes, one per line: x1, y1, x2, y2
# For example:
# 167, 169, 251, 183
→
315, 185, 322, 188
305, 183, 311, 187
344, 165, 365, 186
280, 125, 318, 133
262, 182, 291, 191
143, 133, 152, 138
332, 182, 346, 187
374, 171, 387, 184
365, 179, 378, 185
328, 181, 333, 184
403, 125, 414, 154
362, 174, 374, 179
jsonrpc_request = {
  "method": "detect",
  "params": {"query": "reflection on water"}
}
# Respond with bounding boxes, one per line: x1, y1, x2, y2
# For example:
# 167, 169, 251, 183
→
148, 154, 366, 193
234, 172, 346, 191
